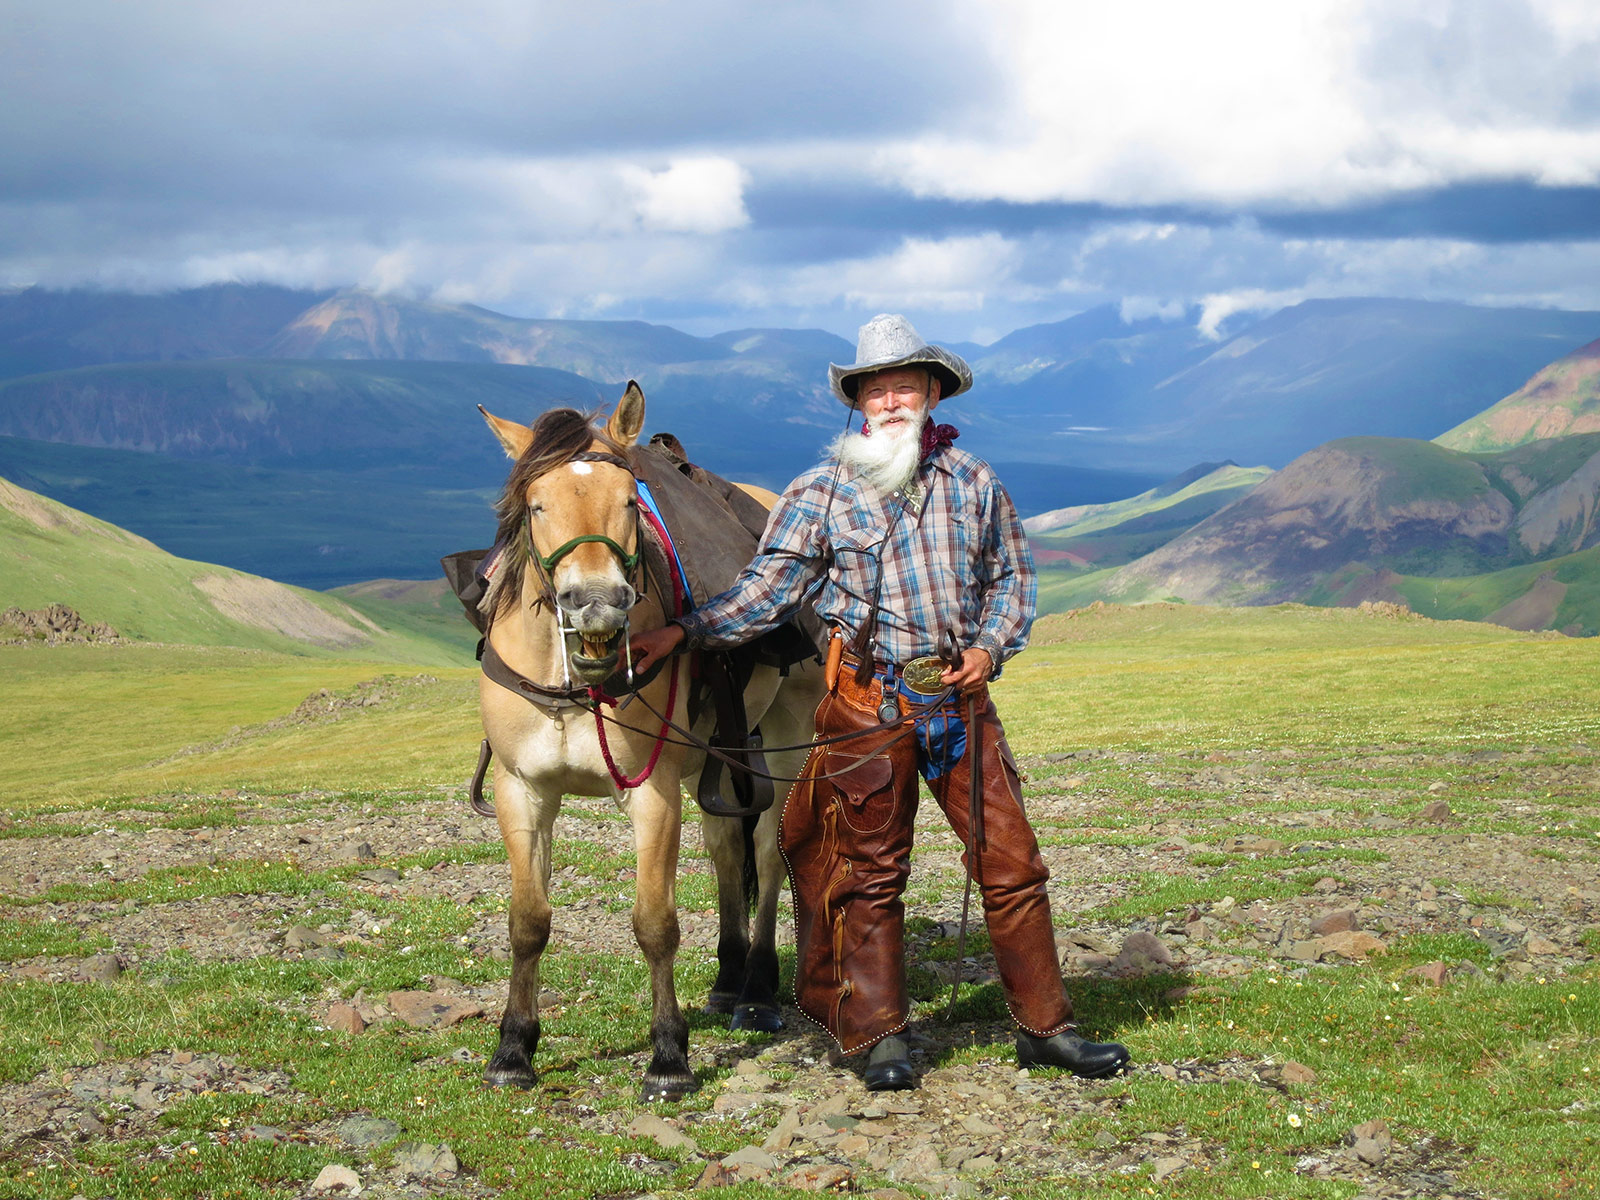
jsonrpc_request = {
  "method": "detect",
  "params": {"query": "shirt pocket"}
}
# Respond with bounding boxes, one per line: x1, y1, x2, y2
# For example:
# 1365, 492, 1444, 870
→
929, 510, 971, 580
832, 525, 886, 555
830, 524, 887, 581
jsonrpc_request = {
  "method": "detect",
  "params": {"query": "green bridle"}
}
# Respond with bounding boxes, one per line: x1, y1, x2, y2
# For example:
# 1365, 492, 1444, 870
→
535, 532, 641, 576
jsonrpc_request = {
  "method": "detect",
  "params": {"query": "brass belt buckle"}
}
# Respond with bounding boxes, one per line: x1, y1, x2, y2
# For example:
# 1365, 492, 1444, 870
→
901, 655, 947, 696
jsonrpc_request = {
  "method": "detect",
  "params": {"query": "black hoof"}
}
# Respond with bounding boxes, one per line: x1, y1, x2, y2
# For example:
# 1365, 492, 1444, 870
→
640, 1073, 699, 1104
704, 990, 737, 1016
863, 1035, 916, 1091
730, 1003, 785, 1033
483, 1060, 537, 1089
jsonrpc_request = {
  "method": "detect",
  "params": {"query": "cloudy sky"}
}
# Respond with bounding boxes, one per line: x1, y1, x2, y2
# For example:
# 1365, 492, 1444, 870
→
5, 0, 1600, 341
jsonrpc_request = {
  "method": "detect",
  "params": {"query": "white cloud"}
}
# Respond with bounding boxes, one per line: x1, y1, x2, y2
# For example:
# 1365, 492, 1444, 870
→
1196, 289, 1307, 340
621, 157, 751, 234
874, 0, 1600, 208
749, 234, 1026, 312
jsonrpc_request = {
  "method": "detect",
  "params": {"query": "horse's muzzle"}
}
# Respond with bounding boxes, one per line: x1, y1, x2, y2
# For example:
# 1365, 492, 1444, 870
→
561, 602, 629, 684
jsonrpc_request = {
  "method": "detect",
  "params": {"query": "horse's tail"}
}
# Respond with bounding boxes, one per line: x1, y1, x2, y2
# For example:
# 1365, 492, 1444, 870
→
740, 813, 759, 913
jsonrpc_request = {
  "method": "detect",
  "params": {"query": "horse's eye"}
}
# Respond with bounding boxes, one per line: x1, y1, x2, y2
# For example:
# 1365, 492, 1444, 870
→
625, 497, 639, 509
528, 502, 544, 517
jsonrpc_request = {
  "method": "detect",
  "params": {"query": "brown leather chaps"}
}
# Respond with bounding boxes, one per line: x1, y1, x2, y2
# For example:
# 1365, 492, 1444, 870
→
780, 663, 1074, 1054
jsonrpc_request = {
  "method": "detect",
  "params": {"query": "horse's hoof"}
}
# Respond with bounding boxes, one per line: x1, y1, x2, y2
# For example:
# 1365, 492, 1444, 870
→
639, 1074, 699, 1104
730, 1003, 785, 1033
483, 1062, 537, 1090
704, 991, 737, 1016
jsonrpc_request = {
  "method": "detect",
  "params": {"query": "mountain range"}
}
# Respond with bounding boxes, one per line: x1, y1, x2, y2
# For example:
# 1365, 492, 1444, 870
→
1033, 331, 1600, 635
2, 283, 1600, 614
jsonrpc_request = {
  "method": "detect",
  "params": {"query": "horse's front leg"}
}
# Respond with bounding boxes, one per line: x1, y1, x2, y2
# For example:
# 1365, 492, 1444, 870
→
485, 766, 560, 1088
628, 772, 696, 1102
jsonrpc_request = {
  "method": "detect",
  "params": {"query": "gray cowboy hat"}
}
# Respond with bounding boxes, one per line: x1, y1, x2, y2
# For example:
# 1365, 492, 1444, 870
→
828, 313, 973, 406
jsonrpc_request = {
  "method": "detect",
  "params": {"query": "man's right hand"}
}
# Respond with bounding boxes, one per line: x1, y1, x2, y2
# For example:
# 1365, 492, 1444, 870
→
629, 622, 686, 674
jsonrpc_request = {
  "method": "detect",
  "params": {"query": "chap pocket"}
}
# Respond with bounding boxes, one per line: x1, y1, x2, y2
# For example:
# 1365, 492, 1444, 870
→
824, 751, 898, 836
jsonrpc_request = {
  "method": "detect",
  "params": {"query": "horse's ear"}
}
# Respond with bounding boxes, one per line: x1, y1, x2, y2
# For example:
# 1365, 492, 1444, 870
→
479, 405, 533, 460
606, 381, 646, 448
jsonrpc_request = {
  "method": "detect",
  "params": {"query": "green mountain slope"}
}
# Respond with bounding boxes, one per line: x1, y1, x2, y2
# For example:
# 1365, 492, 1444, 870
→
1303, 547, 1600, 637
0, 475, 466, 663
1436, 336, 1600, 453
1025, 462, 1271, 569
327, 578, 478, 660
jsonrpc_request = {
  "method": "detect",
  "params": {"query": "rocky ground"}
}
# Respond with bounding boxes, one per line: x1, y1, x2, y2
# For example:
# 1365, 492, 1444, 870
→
2, 743, 1596, 1199
0, 603, 120, 644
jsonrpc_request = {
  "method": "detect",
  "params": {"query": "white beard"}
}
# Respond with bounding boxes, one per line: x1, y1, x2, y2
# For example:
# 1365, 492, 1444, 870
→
830, 410, 926, 497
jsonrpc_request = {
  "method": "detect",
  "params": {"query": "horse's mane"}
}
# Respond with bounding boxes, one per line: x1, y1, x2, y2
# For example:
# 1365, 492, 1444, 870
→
484, 407, 625, 622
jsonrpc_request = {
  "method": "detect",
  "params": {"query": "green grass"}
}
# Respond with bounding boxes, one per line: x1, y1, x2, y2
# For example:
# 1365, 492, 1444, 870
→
0, 643, 479, 806
3, 603, 1598, 1199
1003, 602, 1600, 752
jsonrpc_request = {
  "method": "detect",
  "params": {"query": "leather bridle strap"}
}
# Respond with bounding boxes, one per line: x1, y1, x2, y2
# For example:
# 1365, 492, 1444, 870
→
480, 639, 668, 706
944, 629, 985, 1019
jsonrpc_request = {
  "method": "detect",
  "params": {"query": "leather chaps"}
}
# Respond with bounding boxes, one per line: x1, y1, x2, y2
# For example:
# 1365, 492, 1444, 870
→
780, 663, 1075, 1054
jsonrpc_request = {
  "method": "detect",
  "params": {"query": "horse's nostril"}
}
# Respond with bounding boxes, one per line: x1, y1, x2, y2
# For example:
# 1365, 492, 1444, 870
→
615, 585, 637, 610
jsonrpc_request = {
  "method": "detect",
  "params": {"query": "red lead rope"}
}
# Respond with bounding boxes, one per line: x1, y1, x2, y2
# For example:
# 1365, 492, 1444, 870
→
590, 501, 683, 790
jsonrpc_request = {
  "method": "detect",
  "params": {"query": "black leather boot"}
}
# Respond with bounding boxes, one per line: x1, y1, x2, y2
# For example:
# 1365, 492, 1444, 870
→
862, 1034, 916, 1091
1016, 1029, 1130, 1078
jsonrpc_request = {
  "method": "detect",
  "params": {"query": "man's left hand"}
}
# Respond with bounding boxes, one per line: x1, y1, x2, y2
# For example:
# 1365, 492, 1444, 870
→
940, 647, 992, 697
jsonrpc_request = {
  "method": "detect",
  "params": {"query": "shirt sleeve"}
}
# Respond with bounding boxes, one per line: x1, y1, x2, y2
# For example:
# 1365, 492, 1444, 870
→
970, 476, 1036, 672
673, 473, 829, 650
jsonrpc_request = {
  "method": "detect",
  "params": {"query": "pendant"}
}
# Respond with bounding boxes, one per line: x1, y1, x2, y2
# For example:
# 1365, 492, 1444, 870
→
877, 697, 900, 725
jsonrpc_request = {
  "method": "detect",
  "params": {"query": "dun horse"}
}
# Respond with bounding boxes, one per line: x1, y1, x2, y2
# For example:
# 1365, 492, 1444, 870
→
476, 384, 822, 1101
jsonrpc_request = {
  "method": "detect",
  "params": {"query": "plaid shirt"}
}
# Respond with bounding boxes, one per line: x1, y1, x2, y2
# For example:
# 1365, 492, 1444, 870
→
676, 445, 1035, 672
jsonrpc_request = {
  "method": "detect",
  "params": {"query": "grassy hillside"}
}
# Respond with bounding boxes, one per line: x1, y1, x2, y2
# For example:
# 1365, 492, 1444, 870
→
1008, 600, 1597, 751
1083, 433, 1600, 631
1437, 336, 1600, 452
1027, 463, 1270, 570
0, 642, 478, 805
0, 476, 467, 664
329, 578, 480, 660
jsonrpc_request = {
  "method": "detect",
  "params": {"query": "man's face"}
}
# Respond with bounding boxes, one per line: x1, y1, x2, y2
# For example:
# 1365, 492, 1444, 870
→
857, 367, 939, 430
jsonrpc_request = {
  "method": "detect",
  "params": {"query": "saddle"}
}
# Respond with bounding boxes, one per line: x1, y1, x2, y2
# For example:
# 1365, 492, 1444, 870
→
443, 433, 823, 819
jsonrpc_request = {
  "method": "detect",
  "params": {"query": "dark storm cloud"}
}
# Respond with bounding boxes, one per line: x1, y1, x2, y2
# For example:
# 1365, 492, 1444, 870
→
2, 1, 995, 203
5, 0, 1600, 340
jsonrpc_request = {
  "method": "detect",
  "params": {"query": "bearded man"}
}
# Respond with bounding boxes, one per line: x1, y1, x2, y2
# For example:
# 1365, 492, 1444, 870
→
630, 314, 1130, 1090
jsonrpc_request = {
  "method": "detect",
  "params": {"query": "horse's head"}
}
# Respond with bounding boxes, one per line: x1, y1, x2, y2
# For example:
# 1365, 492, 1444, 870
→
482, 383, 650, 686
